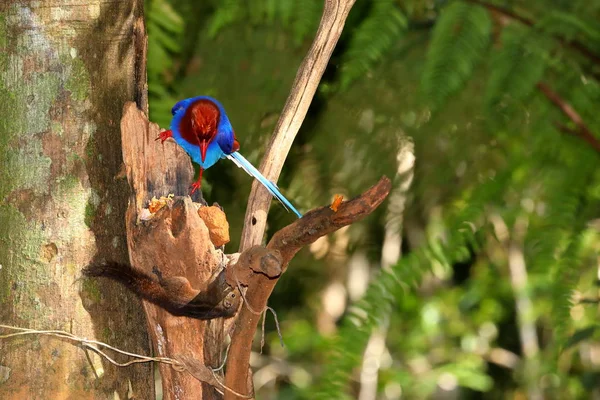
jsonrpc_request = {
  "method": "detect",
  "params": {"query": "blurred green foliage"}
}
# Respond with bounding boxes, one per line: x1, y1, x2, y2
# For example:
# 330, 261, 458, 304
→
146, 0, 600, 398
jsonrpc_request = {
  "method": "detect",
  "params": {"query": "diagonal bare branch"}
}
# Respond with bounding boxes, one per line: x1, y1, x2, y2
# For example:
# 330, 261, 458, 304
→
536, 82, 600, 154
239, 0, 358, 253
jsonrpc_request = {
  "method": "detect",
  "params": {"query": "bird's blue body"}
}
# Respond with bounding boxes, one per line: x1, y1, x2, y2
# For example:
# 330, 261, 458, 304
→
170, 96, 232, 169
162, 95, 302, 218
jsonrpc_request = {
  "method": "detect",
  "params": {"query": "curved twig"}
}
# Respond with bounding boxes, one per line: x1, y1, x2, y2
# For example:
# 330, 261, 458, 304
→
225, 177, 391, 399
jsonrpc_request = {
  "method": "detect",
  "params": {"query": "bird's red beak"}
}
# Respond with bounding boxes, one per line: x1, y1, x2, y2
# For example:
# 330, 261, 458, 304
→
200, 140, 208, 162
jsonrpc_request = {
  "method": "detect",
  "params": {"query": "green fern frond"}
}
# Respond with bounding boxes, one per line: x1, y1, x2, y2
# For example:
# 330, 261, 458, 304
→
278, 0, 294, 25
339, 1, 407, 89
207, 0, 243, 38
265, 0, 278, 24
514, 120, 597, 349
563, 77, 600, 131
291, 0, 322, 45
551, 229, 588, 346
146, 0, 183, 81
536, 12, 600, 48
314, 242, 480, 398
247, 0, 266, 25
313, 173, 506, 398
485, 26, 549, 116
146, 0, 184, 126
421, 2, 491, 109
206, 0, 320, 45
545, 158, 595, 344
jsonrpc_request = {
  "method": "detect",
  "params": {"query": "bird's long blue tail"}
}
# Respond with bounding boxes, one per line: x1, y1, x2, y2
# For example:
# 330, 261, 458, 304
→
227, 152, 302, 218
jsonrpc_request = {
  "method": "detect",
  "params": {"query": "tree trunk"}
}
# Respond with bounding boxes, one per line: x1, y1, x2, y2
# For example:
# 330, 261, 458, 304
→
0, 1, 152, 398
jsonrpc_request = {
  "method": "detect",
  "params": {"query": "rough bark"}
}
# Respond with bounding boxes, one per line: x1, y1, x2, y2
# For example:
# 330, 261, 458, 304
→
0, 1, 152, 399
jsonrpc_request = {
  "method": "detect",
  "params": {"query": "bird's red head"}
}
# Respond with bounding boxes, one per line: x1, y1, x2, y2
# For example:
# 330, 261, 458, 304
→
180, 99, 220, 162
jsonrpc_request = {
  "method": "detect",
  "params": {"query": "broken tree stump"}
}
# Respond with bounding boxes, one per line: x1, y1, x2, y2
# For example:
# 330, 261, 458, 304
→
120, 102, 239, 399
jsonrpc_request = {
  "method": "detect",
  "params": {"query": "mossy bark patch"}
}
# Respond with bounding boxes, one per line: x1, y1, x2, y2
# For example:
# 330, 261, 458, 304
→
0, 2, 152, 399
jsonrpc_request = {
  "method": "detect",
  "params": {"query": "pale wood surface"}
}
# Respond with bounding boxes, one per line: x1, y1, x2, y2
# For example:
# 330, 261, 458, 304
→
239, 0, 358, 252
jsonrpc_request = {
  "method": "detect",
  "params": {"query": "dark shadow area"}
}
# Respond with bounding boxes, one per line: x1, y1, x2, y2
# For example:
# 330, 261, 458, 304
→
77, 1, 154, 398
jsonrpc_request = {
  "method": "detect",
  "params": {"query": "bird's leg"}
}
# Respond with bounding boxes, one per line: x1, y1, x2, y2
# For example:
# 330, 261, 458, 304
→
156, 129, 173, 143
190, 167, 203, 194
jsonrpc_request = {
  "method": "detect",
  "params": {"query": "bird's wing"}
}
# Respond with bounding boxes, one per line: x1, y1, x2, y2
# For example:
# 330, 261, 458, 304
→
227, 152, 302, 218
215, 128, 237, 154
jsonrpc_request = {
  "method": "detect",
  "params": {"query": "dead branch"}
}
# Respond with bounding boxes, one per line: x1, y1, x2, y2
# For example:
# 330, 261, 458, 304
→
536, 82, 600, 154
239, 0, 358, 252
224, 177, 391, 399
268, 177, 392, 262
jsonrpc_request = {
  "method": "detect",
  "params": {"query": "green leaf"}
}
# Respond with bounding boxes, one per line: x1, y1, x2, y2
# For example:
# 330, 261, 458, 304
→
292, 0, 321, 45
421, 2, 491, 109
339, 0, 407, 89
485, 26, 549, 115
537, 12, 600, 45
207, 0, 242, 38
